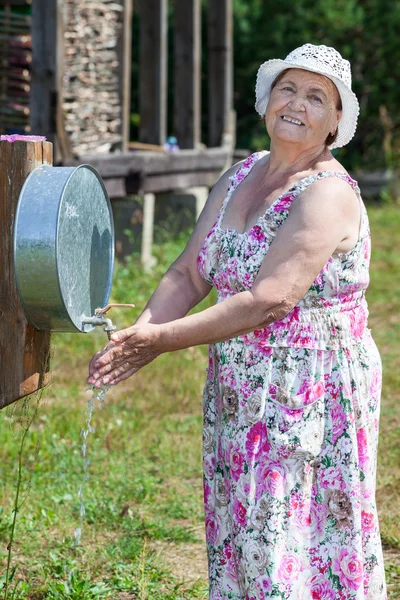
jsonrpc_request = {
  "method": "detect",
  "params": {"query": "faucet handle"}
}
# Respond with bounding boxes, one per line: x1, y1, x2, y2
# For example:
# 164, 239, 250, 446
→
95, 303, 136, 316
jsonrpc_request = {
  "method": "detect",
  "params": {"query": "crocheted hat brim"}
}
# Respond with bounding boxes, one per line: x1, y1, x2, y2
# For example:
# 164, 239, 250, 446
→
255, 59, 360, 149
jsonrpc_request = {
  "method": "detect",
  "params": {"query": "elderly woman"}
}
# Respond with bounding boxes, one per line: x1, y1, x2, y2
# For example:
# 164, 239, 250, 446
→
88, 44, 387, 599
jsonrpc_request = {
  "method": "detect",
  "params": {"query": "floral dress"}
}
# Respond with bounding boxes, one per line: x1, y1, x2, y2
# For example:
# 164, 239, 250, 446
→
196, 152, 387, 600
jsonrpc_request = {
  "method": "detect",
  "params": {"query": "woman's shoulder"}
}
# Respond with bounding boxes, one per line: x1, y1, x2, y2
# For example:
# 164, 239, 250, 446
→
292, 172, 361, 234
213, 150, 269, 197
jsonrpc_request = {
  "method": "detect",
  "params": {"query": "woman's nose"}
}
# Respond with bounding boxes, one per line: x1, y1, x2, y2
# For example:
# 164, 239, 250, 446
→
288, 92, 306, 111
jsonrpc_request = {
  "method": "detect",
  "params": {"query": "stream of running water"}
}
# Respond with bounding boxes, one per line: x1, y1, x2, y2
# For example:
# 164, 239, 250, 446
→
74, 385, 110, 547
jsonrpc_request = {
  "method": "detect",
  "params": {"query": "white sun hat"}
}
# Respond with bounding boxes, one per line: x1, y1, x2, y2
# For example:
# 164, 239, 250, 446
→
255, 43, 360, 149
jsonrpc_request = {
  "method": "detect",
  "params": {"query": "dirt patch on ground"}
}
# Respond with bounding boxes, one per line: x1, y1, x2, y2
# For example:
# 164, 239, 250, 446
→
384, 545, 400, 564
383, 545, 400, 598
149, 528, 208, 586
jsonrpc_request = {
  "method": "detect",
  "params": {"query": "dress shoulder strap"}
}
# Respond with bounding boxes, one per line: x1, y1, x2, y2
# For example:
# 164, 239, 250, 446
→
295, 170, 360, 194
289, 171, 368, 245
217, 151, 269, 227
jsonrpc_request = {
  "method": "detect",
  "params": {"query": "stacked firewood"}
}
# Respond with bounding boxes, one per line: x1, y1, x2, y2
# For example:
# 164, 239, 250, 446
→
0, 5, 31, 134
62, 0, 124, 155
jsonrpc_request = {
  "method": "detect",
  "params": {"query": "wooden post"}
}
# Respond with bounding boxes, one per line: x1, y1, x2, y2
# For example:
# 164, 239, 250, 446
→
173, 0, 201, 149
0, 140, 53, 410
208, 0, 233, 147
141, 193, 157, 272
139, 0, 168, 146
30, 1, 57, 145
118, 0, 133, 152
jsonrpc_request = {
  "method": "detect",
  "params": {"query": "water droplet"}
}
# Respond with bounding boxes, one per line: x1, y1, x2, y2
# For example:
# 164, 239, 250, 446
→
74, 527, 81, 546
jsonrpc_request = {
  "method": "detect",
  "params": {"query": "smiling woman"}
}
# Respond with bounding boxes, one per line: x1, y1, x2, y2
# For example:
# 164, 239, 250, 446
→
265, 69, 341, 152
88, 43, 387, 600
269, 68, 343, 147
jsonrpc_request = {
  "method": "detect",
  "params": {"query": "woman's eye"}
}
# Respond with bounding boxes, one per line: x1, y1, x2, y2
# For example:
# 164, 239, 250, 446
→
311, 95, 322, 103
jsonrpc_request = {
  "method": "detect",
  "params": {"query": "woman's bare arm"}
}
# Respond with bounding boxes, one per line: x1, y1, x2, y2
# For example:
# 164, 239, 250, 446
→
87, 161, 243, 384
89, 177, 360, 386
134, 161, 243, 326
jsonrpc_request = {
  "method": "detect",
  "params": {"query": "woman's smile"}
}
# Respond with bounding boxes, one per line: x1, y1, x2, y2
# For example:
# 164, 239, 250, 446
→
280, 115, 306, 126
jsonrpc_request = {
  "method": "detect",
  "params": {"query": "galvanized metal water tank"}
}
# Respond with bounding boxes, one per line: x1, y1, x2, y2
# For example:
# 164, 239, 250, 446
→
14, 165, 114, 333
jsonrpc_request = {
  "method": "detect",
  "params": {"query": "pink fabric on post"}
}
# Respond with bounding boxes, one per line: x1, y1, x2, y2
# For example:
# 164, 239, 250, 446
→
0, 135, 47, 142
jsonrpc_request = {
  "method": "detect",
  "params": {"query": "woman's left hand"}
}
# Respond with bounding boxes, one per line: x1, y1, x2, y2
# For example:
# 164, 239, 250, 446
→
87, 323, 162, 388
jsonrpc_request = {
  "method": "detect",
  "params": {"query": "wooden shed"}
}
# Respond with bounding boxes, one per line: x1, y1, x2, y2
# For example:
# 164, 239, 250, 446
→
1, 0, 234, 264
1, 0, 132, 158
1, 0, 234, 171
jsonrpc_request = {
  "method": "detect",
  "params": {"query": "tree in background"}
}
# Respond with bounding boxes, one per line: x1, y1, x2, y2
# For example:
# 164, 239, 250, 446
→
233, 0, 400, 172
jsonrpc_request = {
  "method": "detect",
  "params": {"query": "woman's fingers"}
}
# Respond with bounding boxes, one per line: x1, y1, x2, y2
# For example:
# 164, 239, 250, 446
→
87, 324, 161, 387
89, 347, 159, 387
91, 361, 140, 388
90, 344, 139, 378
108, 366, 139, 386
109, 326, 136, 344
88, 342, 115, 375
92, 366, 138, 388
88, 347, 147, 384
94, 341, 130, 368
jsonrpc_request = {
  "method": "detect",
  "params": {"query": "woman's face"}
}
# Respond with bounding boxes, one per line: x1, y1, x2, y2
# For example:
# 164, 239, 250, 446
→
265, 68, 342, 150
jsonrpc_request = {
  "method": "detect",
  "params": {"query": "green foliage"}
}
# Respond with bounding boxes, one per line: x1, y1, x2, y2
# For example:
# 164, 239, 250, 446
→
130, 1, 400, 171
232, 0, 400, 170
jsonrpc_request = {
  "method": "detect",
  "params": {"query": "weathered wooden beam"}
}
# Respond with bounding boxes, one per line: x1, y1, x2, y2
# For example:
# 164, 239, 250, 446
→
208, 0, 233, 147
139, 0, 168, 146
0, 140, 52, 410
117, 0, 133, 152
30, 0, 57, 144
65, 147, 232, 178
173, 0, 201, 149
138, 171, 219, 194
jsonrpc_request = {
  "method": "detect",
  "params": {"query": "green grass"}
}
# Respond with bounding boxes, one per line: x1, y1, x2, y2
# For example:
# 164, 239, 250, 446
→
0, 205, 399, 599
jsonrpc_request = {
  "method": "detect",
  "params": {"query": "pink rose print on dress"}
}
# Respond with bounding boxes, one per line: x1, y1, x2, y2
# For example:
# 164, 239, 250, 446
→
242, 157, 254, 169
299, 379, 325, 404
256, 576, 272, 595
196, 253, 205, 274
205, 510, 221, 545
226, 442, 245, 482
245, 421, 270, 462
292, 496, 312, 533
233, 496, 247, 528
204, 459, 216, 479
273, 194, 294, 212
331, 400, 347, 444
248, 225, 266, 243
356, 427, 370, 470
369, 368, 382, 397
361, 510, 375, 533
309, 501, 328, 544
308, 573, 336, 599
333, 547, 363, 591
362, 238, 371, 260
278, 553, 303, 582
207, 353, 214, 381
204, 481, 211, 506
318, 466, 344, 490
264, 468, 284, 498
349, 305, 367, 338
